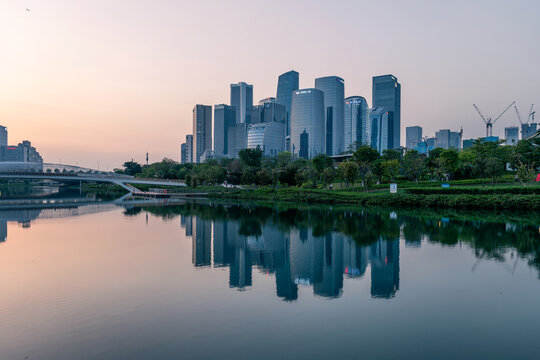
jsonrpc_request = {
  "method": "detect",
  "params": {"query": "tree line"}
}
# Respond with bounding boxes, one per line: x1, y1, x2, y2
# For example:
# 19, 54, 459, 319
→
115, 137, 540, 188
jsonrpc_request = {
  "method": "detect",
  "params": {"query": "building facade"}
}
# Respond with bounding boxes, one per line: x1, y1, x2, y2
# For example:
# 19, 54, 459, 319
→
214, 104, 236, 156
185, 134, 193, 163
370, 107, 389, 154
406, 126, 422, 150
192, 105, 212, 163
276, 70, 299, 138
180, 143, 187, 164
505, 127, 519, 145
372, 75, 401, 149
230, 82, 253, 124
247, 122, 286, 156
0, 126, 7, 148
315, 76, 345, 155
344, 96, 370, 151
449, 131, 461, 149
435, 129, 450, 149
290, 89, 325, 159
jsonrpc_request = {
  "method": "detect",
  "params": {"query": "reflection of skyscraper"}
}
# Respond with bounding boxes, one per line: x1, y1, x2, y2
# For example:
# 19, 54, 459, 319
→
230, 247, 252, 288
0, 220, 6, 243
275, 234, 298, 301
192, 218, 211, 267
370, 238, 400, 298
313, 233, 344, 298
343, 238, 368, 278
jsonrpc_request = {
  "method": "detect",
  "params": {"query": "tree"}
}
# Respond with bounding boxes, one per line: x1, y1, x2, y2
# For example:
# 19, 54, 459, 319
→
439, 149, 459, 180
312, 154, 334, 183
340, 161, 359, 188
381, 159, 400, 182
322, 167, 335, 189
484, 157, 505, 185
381, 149, 403, 162
515, 160, 536, 186
239, 147, 263, 168
122, 161, 142, 176
353, 146, 380, 190
402, 150, 425, 183
256, 168, 273, 186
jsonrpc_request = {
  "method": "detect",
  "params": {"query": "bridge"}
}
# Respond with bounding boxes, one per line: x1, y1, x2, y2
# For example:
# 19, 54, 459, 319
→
0, 162, 186, 193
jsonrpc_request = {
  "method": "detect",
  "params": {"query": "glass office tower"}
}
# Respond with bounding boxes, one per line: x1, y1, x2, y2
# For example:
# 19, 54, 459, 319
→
276, 70, 299, 137
370, 107, 389, 154
230, 82, 253, 124
406, 126, 422, 150
290, 89, 325, 159
192, 105, 212, 163
247, 122, 286, 156
344, 96, 370, 151
315, 76, 345, 155
372, 75, 401, 149
214, 104, 236, 156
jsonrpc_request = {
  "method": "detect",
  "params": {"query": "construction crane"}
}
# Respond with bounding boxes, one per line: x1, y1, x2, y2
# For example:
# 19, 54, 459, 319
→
473, 101, 515, 137
514, 104, 535, 139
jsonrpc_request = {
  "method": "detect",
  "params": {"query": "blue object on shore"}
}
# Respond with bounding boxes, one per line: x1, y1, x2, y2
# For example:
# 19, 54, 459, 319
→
442, 183, 450, 188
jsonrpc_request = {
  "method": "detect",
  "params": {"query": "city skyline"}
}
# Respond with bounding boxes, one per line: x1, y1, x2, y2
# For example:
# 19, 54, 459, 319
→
1, 0, 539, 168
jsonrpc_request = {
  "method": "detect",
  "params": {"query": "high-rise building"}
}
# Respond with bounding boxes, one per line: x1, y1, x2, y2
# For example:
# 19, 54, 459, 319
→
227, 123, 248, 158
426, 137, 436, 149
290, 89, 325, 159
247, 121, 286, 156
185, 134, 193, 163
406, 126, 422, 150
521, 123, 537, 139
315, 76, 345, 155
435, 129, 451, 149
180, 143, 187, 164
372, 75, 401, 149
230, 82, 253, 124
370, 107, 389, 154
0, 126, 7, 148
276, 70, 299, 137
344, 96, 370, 151
192, 105, 212, 163
449, 131, 461, 149
214, 104, 236, 156
505, 126, 519, 145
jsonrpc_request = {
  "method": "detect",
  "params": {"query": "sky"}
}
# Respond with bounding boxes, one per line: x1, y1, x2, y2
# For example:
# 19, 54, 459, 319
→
1, 0, 539, 169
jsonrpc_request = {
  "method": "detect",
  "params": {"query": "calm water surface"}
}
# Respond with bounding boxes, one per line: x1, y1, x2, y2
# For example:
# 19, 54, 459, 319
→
0, 198, 539, 359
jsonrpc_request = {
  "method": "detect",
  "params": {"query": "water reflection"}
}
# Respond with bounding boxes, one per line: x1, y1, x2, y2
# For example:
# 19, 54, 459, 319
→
1, 200, 539, 302
166, 202, 538, 300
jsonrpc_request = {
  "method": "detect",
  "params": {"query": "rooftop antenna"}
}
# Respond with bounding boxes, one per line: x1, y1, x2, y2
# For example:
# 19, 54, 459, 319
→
473, 101, 515, 137
146, 152, 149, 166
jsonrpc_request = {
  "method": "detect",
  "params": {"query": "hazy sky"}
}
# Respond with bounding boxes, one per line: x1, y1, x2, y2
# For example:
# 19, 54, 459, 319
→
1, 0, 539, 168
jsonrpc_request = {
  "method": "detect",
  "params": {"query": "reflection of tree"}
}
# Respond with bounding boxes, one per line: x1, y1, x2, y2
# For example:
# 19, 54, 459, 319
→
135, 201, 540, 278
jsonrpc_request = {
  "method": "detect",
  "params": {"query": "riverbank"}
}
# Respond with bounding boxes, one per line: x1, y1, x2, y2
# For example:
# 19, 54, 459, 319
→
208, 186, 540, 210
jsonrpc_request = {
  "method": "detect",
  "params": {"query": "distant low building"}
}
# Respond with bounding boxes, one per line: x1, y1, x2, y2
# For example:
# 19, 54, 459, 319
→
406, 126, 422, 150
462, 138, 475, 149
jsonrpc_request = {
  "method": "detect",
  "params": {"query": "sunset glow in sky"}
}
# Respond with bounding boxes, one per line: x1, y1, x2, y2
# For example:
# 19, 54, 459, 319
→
1, 0, 539, 168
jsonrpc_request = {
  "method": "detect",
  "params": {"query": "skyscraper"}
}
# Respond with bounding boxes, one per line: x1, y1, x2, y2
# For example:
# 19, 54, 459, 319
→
505, 126, 519, 145
290, 89, 325, 159
230, 82, 253, 124
180, 143, 187, 164
214, 104, 236, 156
370, 107, 389, 153
344, 96, 370, 151
276, 70, 300, 138
435, 129, 450, 149
449, 131, 461, 149
185, 134, 193, 163
315, 76, 345, 155
192, 105, 212, 163
0, 126, 7, 148
372, 75, 401, 149
406, 126, 422, 150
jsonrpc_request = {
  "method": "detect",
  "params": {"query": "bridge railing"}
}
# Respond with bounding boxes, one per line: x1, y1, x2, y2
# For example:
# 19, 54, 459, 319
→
0, 162, 133, 179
